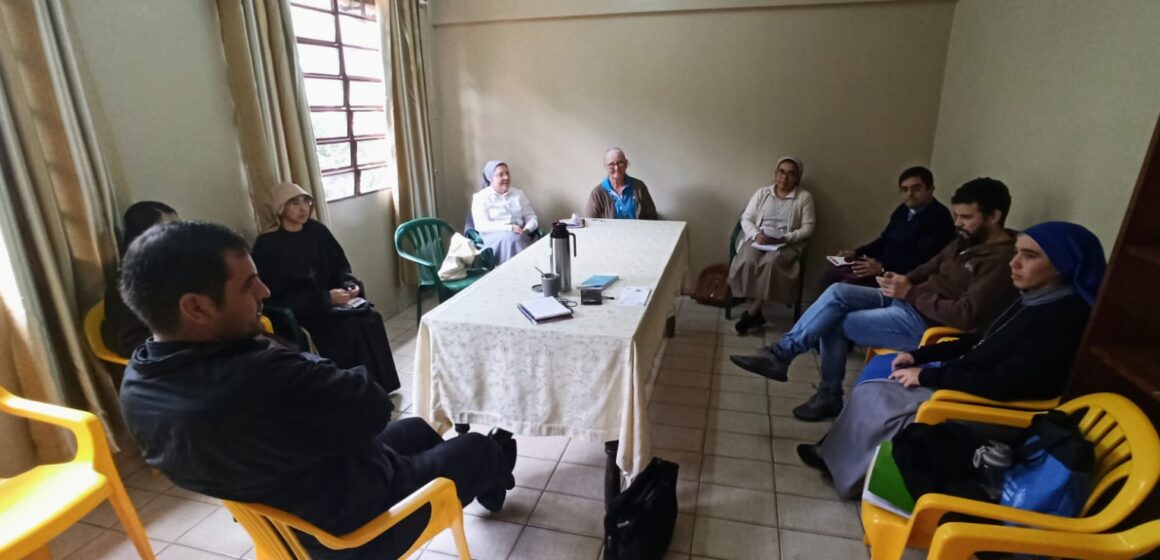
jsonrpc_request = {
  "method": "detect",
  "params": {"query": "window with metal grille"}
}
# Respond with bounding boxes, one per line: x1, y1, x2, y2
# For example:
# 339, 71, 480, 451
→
291, 0, 395, 201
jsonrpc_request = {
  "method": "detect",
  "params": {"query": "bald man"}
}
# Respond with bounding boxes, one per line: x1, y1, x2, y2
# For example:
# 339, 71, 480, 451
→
586, 147, 659, 220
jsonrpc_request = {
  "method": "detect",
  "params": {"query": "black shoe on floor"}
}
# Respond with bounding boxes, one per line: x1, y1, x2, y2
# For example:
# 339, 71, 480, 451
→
478, 429, 518, 512
476, 487, 507, 512
729, 349, 789, 382
734, 311, 765, 335
792, 392, 843, 422
796, 443, 831, 477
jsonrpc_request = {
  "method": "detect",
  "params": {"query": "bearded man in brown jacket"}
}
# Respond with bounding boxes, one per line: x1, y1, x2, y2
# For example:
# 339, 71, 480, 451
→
729, 177, 1018, 421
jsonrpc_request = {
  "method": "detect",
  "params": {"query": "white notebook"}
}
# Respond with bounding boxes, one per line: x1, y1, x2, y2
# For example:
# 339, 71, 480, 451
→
517, 296, 573, 324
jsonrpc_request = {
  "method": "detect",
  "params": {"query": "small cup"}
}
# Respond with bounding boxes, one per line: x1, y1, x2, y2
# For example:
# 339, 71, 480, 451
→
541, 272, 561, 298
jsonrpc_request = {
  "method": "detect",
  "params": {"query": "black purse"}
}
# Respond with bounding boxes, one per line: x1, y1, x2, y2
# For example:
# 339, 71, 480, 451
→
603, 457, 679, 560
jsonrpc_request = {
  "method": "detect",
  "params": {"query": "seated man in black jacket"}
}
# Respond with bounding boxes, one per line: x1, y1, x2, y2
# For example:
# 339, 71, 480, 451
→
799, 221, 1105, 498
118, 221, 516, 559
823, 166, 955, 287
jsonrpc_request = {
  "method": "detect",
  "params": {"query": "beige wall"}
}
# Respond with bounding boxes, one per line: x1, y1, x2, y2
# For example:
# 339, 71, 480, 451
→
65, 0, 256, 237
328, 191, 406, 313
931, 0, 1160, 248
62, 0, 405, 313
429, 1, 956, 289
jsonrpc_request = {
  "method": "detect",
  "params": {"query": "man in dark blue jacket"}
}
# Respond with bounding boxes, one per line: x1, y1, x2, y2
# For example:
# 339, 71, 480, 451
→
118, 221, 516, 559
823, 166, 955, 287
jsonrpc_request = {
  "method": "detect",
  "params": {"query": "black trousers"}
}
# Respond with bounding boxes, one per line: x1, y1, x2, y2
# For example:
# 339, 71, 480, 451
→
308, 418, 510, 560
302, 307, 401, 393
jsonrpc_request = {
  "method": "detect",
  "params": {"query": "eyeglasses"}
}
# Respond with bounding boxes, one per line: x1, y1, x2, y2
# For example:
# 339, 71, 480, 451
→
605, 161, 628, 169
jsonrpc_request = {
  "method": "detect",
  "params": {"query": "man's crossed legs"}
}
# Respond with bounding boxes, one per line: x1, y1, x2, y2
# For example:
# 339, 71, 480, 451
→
730, 283, 928, 420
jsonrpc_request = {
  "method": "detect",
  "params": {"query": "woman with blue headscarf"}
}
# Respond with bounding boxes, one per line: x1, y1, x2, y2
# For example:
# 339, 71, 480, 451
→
470, 160, 539, 265
797, 221, 1106, 498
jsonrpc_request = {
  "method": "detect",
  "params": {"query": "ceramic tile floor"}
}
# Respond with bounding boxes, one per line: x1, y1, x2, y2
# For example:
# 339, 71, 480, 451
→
49, 297, 935, 560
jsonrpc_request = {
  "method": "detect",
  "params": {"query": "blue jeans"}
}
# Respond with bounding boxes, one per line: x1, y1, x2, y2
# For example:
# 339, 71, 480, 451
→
772, 283, 928, 397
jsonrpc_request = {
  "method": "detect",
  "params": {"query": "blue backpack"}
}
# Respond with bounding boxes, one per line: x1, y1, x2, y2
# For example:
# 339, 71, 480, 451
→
1000, 409, 1094, 519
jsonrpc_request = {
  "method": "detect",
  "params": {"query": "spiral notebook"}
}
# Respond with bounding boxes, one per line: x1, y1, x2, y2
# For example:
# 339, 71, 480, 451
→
517, 296, 573, 324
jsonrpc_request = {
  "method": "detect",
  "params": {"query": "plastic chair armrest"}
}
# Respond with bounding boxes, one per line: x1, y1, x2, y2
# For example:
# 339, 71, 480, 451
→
918, 326, 964, 346
336, 478, 460, 548
911, 493, 1106, 541
928, 521, 1151, 560
914, 400, 1036, 427
242, 478, 459, 550
930, 390, 1060, 411
396, 251, 436, 269
0, 389, 100, 462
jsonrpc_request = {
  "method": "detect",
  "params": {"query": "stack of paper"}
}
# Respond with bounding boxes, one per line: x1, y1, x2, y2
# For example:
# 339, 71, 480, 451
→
862, 441, 917, 518
752, 242, 784, 252
618, 287, 652, 307
517, 296, 573, 324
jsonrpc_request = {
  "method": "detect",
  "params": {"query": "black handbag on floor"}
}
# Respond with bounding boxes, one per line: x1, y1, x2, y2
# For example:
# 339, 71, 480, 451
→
603, 457, 679, 560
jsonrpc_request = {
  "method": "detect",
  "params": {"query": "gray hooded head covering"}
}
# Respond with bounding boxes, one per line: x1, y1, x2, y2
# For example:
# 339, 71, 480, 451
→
481, 160, 506, 189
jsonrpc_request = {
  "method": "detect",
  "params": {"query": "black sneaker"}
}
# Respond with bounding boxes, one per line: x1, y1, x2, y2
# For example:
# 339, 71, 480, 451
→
734, 310, 765, 335
791, 392, 843, 422
729, 349, 789, 382
796, 443, 831, 477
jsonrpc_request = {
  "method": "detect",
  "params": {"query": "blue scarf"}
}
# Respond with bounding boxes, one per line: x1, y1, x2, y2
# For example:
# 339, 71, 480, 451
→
1022, 222, 1107, 306
602, 176, 638, 219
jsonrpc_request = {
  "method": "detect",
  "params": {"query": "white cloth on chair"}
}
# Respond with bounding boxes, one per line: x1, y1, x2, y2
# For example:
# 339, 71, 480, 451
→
438, 233, 480, 281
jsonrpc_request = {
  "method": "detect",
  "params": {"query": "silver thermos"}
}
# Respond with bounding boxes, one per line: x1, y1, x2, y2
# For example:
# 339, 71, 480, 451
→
549, 222, 578, 292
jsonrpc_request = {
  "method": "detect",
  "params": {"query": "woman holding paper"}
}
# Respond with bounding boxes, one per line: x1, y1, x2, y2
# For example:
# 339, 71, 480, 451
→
252, 182, 400, 392
729, 156, 816, 334
471, 160, 539, 265
798, 221, 1105, 498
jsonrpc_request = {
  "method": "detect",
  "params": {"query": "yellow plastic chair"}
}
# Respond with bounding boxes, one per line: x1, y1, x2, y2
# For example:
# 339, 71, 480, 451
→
929, 389, 1060, 412
83, 301, 129, 366
928, 519, 1160, 560
864, 326, 964, 364
864, 327, 1058, 412
862, 392, 1160, 560
0, 385, 155, 560
87, 301, 275, 364
223, 477, 471, 560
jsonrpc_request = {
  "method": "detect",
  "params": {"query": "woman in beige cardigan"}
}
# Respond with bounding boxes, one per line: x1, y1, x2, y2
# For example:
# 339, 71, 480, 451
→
729, 156, 816, 334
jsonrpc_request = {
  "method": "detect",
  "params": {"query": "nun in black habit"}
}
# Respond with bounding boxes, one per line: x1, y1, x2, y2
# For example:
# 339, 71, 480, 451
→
252, 182, 401, 392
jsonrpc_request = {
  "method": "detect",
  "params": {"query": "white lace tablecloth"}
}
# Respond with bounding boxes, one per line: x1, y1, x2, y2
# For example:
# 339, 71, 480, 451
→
414, 219, 690, 477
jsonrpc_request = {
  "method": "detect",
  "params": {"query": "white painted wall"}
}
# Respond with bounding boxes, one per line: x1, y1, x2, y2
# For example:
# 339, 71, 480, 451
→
930, 0, 1160, 247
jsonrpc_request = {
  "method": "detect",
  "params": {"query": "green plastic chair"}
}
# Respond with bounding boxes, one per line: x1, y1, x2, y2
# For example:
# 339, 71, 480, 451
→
725, 220, 808, 321
261, 304, 313, 352
395, 218, 493, 326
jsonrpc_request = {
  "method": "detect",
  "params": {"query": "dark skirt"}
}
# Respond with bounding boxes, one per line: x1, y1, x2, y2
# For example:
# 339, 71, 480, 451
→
301, 307, 400, 392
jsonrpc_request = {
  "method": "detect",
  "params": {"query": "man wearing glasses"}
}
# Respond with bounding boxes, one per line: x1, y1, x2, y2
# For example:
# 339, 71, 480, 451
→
586, 147, 659, 220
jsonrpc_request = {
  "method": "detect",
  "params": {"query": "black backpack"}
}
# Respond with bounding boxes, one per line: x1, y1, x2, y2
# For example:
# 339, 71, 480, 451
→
603, 457, 679, 560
